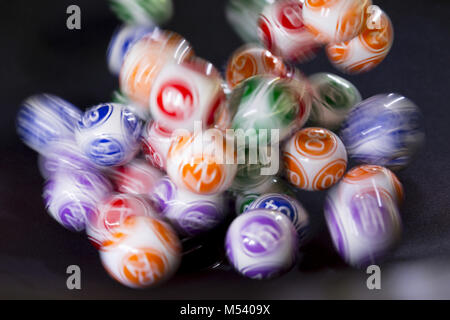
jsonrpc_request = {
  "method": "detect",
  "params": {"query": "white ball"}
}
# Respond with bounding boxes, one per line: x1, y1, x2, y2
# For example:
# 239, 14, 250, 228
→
75, 103, 142, 167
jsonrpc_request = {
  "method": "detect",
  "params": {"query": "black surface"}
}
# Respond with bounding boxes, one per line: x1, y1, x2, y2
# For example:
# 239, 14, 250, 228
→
0, 0, 449, 299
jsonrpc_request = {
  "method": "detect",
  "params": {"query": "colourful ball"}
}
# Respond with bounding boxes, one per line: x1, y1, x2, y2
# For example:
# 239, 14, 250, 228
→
107, 24, 155, 76
230, 75, 311, 144
16, 94, 82, 153
43, 169, 112, 232
225, 209, 298, 279
86, 193, 157, 248
226, 44, 289, 89
166, 130, 237, 195
308, 72, 361, 130
246, 193, 309, 242
324, 181, 402, 267
151, 176, 226, 237
326, 7, 393, 74
109, 0, 173, 26
258, 0, 320, 62
141, 120, 174, 171
120, 31, 194, 109
75, 103, 142, 167
100, 215, 181, 288
149, 57, 226, 132
283, 127, 347, 191
302, 0, 371, 43
340, 93, 425, 170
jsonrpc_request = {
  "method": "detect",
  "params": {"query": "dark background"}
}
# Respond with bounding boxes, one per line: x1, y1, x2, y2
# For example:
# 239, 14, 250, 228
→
0, 0, 449, 299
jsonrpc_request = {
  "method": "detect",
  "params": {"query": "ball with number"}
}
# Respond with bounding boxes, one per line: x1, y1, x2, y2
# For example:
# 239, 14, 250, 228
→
326, 7, 393, 74
283, 127, 347, 191
225, 209, 298, 279
340, 93, 425, 170
75, 103, 142, 167
302, 0, 371, 43
141, 120, 174, 171
100, 215, 181, 288
258, 0, 320, 62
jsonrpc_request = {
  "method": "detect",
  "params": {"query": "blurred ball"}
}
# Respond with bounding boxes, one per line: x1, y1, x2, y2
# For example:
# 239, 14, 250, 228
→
86, 193, 157, 248
100, 216, 181, 288
246, 193, 309, 242
16, 94, 82, 153
225, 0, 274, 43
151, 176, 226, 237
43, 169, 112, 232
302, 0, 371, 43
308, 72, 361, 130
258, 0, 320, 62
109, 0, 173, 26
226, 44, 289, 89
230, 75, 311, 144
167, 130, 237, 195
111, 89, 149, 120
340, 93, 425, 170
324, 182, 402, 268
75, 103, 142, 167
141, 120, 174, 171
225, 209, 298, 279
149, 57, 226, 132
326, 7, 393, 74
283, 127, 347, 191
107, 24, 155, 76
120, 30, 194, 109
110, 159, 163, 196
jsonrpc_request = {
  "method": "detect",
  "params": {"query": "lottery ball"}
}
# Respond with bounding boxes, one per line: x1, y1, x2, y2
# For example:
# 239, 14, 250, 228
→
149, 57, 226, 132
141, 120, 174, 171
337, 164, 404, 206
230, 75, 311, 144
16, 94, 82, 153
246, 193, 309, 242
75, 103, 142, 167
340, 93, 425, 170
100, 215, 181, 288
225, 209, 298, 279
151, 176, 226, 237
38, 138, 96, 179
308, 72, 361, 130
258, 0, 320, 62
107, 24, 155, 76
43, 169, 113, 232
326, 7, 393, 74
226, 44, 289, 89
110, 159, 163, 196
283, 127, 347, 191
226, 0, 274, 43
109, 0, 173, 26
166, 130, 237, 195
303, 0, 371, 43
120, 30, 194, 109
86, 193, 157, 249
111, 89, 149, 120
324, 184, 402, 267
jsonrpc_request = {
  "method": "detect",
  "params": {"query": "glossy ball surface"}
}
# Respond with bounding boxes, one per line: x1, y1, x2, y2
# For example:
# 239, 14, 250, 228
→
100, 216, 181, 288
308, 72, 361, 130
303, 0, 371, 43
109, 0, 173, 26
283, 127, 347, 191
86, 193, 157, 248
225, 209, 298, 279
340, 93, 425, 170
16, 94, 82, 153
151, 176, 226, 237
258, 0, 320, 62
324, 182, 402, 267
326, 8, 393, 74
43, 169, 112, 232
75, 103, 142, 167
141, 120, 174, 171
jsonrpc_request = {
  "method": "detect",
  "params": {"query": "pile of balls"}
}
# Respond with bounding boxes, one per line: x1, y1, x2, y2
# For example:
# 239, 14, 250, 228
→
16, 0, 424, 288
